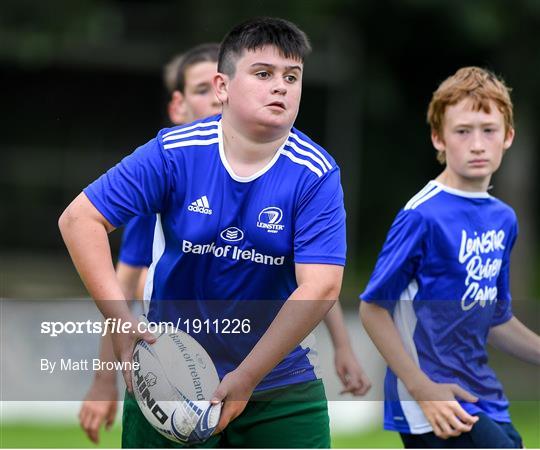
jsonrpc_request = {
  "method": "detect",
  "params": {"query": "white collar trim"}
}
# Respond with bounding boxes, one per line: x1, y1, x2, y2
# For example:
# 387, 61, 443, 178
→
217, 121, 287, 183
429, 180, 491, 198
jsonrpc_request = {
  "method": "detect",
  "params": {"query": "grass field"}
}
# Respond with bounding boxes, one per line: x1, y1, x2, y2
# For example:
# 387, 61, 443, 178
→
1, 402, 538, 448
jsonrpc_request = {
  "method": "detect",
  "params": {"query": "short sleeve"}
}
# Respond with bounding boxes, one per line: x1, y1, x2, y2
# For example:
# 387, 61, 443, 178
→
118, 215, 157, 267
360, 208, 426, 310
294, 167, 346, 266
83, 137, 171, 227
491, 220, 518, 326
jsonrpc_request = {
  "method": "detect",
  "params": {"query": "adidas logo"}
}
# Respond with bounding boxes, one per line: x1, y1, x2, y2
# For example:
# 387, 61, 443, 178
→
187, 195, 213, 215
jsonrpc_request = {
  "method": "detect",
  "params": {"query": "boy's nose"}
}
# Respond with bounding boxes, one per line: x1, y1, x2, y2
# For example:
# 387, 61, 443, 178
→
471, 131, 485, 153
271, 79, 287, 95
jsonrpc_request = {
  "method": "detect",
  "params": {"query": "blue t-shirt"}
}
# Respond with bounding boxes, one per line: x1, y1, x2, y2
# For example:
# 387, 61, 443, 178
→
360, 180, 517, 434
84, 114, 346, 391
118, 215, 156, 267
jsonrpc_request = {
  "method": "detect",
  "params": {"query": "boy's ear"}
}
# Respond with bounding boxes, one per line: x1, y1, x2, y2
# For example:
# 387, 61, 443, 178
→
431, 130, 446, 152
213, 73, 229, 104
168, 91, 187, 125
503, 127, 515, 152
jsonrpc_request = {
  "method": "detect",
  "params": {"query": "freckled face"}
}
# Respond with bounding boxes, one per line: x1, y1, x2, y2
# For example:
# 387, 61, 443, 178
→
433, 98, 514, 190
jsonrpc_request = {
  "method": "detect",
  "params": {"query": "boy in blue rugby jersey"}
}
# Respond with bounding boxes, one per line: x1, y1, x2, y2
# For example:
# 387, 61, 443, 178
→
60, 17, 362, 448
360, 67, 540, 448
78, 40, 370, 445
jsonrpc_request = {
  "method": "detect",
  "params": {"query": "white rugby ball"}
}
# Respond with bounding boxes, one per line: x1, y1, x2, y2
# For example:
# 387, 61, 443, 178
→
131, 329, 222, 444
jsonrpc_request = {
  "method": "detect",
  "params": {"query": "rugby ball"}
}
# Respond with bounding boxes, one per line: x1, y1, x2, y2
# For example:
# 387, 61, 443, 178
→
131, 328, 222, 444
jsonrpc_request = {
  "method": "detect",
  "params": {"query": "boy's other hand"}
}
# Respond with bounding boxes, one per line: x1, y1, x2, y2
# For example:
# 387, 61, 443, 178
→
211, 368, 256, 435
79, 380, 118, 443
335, 347, 372, 396
412, 380, 479, 439
111, 317, 156, 393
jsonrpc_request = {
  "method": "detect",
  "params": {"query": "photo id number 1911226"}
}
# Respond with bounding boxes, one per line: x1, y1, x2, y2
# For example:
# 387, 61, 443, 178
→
180, 318, 251, 334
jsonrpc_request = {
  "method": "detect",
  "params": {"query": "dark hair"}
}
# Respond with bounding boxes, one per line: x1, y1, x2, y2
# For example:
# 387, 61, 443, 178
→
168, 43, 220, 93
218, 17, 311, 76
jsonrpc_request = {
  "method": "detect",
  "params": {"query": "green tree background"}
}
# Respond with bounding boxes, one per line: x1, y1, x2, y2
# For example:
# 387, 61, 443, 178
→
0, 2, 538, 446
1, 0, 538, 307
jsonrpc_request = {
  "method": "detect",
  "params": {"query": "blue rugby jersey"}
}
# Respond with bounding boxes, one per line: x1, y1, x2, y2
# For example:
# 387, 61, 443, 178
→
118, 215, 156, 267
84, 114, 346, 391
361, 180, 518, 434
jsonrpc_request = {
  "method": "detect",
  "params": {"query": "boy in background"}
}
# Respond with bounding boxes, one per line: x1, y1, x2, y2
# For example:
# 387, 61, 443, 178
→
360, 67, 540, 448
78, 43, 222, 444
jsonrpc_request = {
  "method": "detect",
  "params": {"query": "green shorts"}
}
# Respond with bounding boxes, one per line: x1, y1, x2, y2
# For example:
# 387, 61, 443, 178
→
122, 379, 330, 448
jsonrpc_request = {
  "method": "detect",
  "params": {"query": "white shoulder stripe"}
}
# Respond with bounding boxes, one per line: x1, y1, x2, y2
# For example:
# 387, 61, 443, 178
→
285, 140, 328, 174
289, 132, 333, 170
404, 183, 438, 210
162, 120, 220, 138
406, 186, 442, 210
279, 149, 323, 177
163, 137, 219, 150
162, 128, 218, 142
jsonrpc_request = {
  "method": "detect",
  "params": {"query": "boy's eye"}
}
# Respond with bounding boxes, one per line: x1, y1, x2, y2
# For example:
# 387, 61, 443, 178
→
195, 87, 210, 94
255, 71, 270, 79
284, 75, 297, 83
456, 129, 469, 135
484, 128, 494, 133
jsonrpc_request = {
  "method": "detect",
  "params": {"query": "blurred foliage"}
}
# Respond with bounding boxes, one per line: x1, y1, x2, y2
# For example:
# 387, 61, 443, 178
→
1, 0, 539, 299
